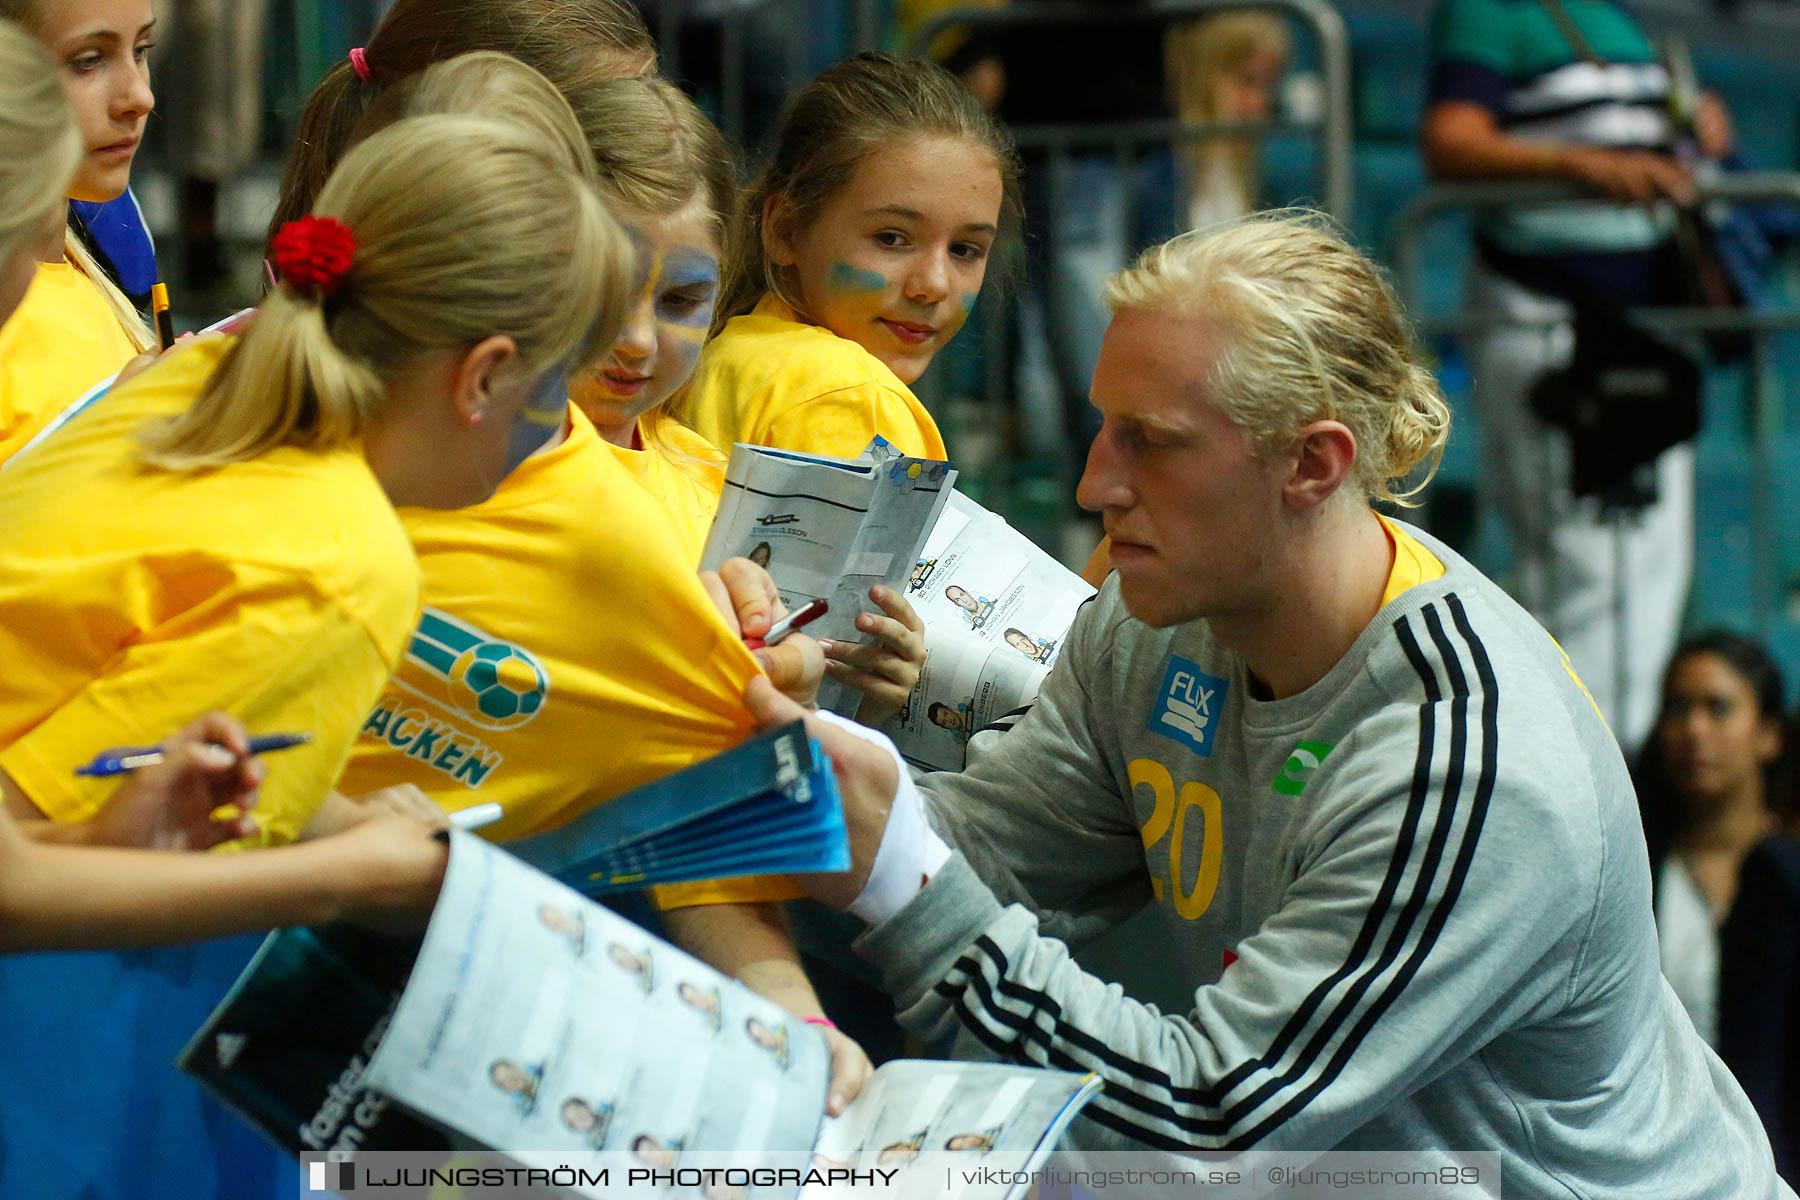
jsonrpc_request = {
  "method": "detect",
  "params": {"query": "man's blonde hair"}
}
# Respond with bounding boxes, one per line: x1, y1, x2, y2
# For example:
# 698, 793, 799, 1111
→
1105, 210, 1450, 506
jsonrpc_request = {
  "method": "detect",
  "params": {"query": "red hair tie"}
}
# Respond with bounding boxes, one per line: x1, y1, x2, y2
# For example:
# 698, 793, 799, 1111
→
271, 216, 356, 297
348, 46, 372, 83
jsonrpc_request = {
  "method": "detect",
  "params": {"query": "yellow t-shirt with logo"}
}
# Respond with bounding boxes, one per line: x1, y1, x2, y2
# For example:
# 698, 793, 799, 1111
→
337, 405, 800, 908
0, 260, 138, 464
683, 295, 948, 461
603, 411, 725, 565
0, 335, 422, 844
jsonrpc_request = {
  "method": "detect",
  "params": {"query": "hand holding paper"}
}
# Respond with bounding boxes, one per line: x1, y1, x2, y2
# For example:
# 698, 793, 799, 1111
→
822, 584, 926, 728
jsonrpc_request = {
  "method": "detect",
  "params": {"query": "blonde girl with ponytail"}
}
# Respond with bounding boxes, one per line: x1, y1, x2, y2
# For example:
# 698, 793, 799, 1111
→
0, 18, 452, 956
328, 54, 875, 1109
0, 0, 156, 464
0, 110, 629, 849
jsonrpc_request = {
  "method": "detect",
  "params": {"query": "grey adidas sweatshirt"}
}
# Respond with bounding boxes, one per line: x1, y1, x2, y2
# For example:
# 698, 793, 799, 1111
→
856, 524, 1789, 1199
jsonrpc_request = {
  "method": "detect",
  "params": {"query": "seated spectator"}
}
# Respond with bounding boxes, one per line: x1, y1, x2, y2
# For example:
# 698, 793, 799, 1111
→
1638, 632, 1789, 1047
1635, 632, 1800, 1183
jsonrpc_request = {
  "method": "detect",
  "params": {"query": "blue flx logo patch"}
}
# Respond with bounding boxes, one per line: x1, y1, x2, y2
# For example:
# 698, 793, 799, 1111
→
1147, 655, 1228, 757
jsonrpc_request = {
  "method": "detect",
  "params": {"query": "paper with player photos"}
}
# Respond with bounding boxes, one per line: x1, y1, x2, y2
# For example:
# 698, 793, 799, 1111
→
363, 831, 829, 1170
886, 492, 1097, 770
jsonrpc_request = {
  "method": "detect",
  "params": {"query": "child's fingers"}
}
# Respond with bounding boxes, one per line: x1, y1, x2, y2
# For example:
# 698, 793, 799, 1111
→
868, 584, 924, 632
823, 639, 917, 686
172, 709, 253, 759
852, 611, 925, 662
823, 659, 908, 705
823, 656, 914, 698
719, 556, 783, 638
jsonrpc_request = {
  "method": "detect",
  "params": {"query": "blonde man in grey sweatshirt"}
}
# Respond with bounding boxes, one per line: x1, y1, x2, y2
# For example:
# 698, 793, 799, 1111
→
744, 212, 1788, 1199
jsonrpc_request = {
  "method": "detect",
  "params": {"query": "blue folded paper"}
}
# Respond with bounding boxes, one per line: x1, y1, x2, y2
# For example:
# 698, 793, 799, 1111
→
506, 719, 850, 892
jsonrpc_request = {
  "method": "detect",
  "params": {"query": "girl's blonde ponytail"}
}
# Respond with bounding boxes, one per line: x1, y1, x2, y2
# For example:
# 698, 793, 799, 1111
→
142, 113, 631, 469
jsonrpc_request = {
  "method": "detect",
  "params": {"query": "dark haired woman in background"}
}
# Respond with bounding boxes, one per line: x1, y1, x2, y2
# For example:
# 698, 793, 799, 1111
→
1638, 631, 1796, 1180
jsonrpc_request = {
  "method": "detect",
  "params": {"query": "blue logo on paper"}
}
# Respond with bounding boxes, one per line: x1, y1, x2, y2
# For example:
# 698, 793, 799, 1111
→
1147, 656, 1228, 757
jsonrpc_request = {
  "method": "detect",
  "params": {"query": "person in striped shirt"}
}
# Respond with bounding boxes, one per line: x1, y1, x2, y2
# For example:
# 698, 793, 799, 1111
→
1421, 0, 1735, 752
744, 213, 1788, 1197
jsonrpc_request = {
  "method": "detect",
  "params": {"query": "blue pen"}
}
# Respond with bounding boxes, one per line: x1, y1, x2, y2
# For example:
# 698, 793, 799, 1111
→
75, 732, 313, 777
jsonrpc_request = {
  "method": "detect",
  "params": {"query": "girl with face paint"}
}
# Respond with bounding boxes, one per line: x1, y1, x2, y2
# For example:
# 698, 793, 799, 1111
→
678, 52, 1022, 466
555, 74, 935, 732
0, 111, 626, 847
0, 98, 629, 1200
323, 58, 876, 1116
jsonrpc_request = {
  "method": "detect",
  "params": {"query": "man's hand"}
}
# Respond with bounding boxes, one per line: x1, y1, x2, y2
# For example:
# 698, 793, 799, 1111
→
823, 584, 926, 729
86, 711, 264, 849
1558, 145, 1695, 206
701, 557, 825, 704
743, 676, 899, 910
1697, 90, 1735, 161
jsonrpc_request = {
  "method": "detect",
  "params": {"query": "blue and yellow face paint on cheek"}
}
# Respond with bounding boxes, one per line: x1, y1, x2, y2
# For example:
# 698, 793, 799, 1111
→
946, 290, 979, 338
649, 245, 718, 382
829, 262, 889, 295
600, 230, 720, 412
502, 365, 569, 477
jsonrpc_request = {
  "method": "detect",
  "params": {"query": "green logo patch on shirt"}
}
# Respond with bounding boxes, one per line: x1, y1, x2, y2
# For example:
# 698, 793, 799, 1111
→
1271, 740, 1335, 796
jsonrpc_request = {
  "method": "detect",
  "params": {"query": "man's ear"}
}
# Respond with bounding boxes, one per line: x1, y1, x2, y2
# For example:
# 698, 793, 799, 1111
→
450, 335, 520, 426
1283, 420, 1358, 511
763, 194, 798, 267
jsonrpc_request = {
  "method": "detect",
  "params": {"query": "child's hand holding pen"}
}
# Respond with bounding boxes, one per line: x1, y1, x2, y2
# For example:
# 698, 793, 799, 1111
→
700, 556, 826, 705
79, 713, 278, 851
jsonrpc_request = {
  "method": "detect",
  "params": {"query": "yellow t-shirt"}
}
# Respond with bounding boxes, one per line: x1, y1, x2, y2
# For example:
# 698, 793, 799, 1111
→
337, 405, 799, 908
683, 295, 949, 460
603, 411, 725, 565
0, 260, 138, 464
0, 336, 421, 844
1378, 514, 1447, 606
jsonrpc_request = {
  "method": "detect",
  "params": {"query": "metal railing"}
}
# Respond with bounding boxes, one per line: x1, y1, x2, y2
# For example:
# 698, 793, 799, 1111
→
1389, 174, 1800, 639
906, 0, 1354, 223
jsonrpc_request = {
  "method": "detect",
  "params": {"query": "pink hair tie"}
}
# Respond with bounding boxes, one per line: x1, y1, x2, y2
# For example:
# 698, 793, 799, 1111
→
348, 46, 372, 83
803, 1016, 838, 1031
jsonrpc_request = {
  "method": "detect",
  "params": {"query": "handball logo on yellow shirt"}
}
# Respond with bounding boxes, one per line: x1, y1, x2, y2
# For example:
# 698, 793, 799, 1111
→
402, 608, 551, 731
